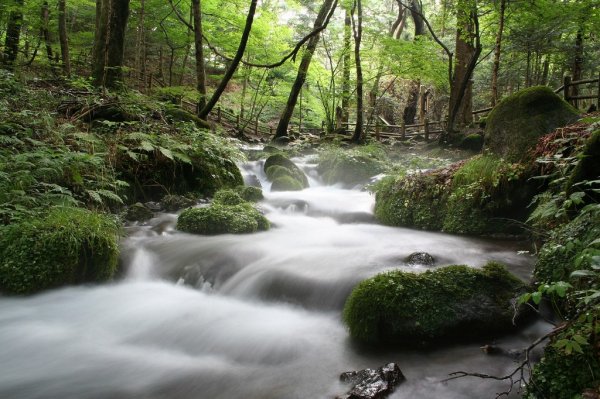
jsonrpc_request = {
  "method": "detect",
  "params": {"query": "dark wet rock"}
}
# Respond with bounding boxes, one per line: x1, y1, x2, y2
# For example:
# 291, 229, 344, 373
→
337, 363, 405, 399
404, 252, 435, 266
144, 201, 162, 212
244, 174, 262, 188
160, 195, 196, 212
124, 202, 154, 222
272, 136, 291, 146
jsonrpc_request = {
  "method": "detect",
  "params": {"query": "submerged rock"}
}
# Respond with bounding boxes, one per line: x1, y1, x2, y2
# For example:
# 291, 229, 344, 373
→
160, 195, 196, 212
404, 252, 435, 266
337, 363, 405, 399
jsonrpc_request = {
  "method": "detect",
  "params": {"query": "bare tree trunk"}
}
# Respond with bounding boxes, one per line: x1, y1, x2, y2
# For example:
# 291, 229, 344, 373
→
402, 0, 424, 126
351, 0, 364, 143
273, 0, 337, 138
525, 48, 531, 87
41, 1, 56, 69
490, 0, 505, 106
571, 30, 583, 109
541, 56, 549, 86
2, 0, 24, 69
192, 0, 207, 112
58, 0, 71, 76
92, 0, 131, 88
134, 0, 145, 88
198, 0, 258, 119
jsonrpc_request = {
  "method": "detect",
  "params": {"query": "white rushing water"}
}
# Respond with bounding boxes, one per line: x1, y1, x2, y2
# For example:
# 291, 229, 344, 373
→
0, 154, 548, 399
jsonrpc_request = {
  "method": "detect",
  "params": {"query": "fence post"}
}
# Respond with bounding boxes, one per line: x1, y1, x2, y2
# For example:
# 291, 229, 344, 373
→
597, 72, 600, 108
401, 120, 406, 140
217, 105, 222, 123
375, 119, 381, 141
424, 119, 430, 141
563, 76, 571, 104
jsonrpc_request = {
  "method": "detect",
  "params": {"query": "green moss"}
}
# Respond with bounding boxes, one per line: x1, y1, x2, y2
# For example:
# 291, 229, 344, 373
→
0, 207, 121, 295
524, 317, 600, 399
235, 185, 263, 202
343, 262, 526, 346
567, 130, 600, 203
317, 144, 388, 186
484, 86, 579, 162
266, 165, 296, 181
212, 189, 245, 206
176, 203, 269, 235
264, 154, 309, 188
271, 175, 304, 191
459, 134, 484, 151
534, 206, 600, 284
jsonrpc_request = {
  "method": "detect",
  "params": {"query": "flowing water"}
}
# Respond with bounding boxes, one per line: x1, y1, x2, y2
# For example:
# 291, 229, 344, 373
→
0, 153, 549, 399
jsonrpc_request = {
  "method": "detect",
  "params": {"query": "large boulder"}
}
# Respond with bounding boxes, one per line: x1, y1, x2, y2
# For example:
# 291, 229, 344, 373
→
264, 154, 309, 190
484, 86, 579, 161
317, 145, 388, 186
343, 262, 527, 346
0, 207, 121, 295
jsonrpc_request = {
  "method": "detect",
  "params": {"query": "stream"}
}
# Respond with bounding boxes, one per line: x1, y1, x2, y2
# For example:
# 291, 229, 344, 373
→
0, 153, 550, 399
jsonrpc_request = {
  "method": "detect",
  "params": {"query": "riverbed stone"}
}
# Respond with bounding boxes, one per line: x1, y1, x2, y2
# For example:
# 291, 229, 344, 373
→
124, 202, 154, 222
343, 262, 528, 346
160, 194, 196, 212
337, 363, 405, 399
264, 154, 309, 188
404, 252, 435, 266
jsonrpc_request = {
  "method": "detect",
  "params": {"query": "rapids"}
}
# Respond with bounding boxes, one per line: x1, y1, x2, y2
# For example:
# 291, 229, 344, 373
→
0, 154, 548, 399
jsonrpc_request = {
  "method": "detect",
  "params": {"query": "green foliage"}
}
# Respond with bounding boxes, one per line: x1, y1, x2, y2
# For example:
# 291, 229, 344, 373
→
484, 86, 579, 162
317, 144, 389, 186
0, 207, 121, 295
176, 203, 269, 235
342, 262, 526, 346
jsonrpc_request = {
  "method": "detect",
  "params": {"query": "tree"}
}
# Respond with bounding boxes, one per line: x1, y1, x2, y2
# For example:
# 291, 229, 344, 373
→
2, 0, 24, 70
490, 0, 506, 106
58, 0, 71, 76
92, 0, 131, 88
273, 0, 338, 139
350, 0, 364, 143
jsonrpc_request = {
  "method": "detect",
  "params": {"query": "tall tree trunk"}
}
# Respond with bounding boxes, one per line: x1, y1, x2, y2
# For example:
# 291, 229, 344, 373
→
490, 0, 505, 106
198, 0, 258, 119
402, 0, 424, 125
340, 8, 351, 128
134, 0, 145, 88
351, 0, 363, 143
58, 0, 71, 76
3, 0, 24, 69
525, 48, 531, 87
192, 0, 207, 112
541, 56, 549, 86
92, 0, 131, 88
41, 1, 54, 64
273, 0, 337, 138
446, 0, 481, 136
409, 0, 424, 36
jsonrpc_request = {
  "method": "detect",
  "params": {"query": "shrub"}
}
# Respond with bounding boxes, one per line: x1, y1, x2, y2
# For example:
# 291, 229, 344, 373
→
0, 207, 121, 295
343, 262, 527, 346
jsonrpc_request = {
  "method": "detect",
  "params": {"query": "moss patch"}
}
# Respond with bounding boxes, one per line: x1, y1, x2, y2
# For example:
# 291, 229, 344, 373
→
212, 189, 245, 206
235, 185, 263, 202
0, 207, 121, 295
271, 175, 305, 191
264, 154, 309, 188
484, 86, 579, 162
317, 144, 388, 186
343, 262, 527, 346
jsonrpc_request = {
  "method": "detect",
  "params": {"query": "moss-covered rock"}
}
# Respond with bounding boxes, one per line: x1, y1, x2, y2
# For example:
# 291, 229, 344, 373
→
343, 262, 527, 346
160, 194, 197, 212
534, 205, 600, 284
176, 203, 269, 235
271, 175, 305, 191
567, 130, 600, 203
0, 207, 121, 295
524, 315, 600, 399
212, 189, 245, 205
124, 202, 153, 222
235, 185, 263, 202
484, 86, 579, 161
459, 133, 484, 151
264, 154, 309, 188
317, 144, 388, 186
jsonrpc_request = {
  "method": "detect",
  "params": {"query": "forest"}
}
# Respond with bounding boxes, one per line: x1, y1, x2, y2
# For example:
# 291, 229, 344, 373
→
0, 0, 599, 398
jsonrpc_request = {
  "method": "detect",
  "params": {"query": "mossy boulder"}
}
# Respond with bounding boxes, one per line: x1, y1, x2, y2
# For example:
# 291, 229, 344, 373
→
212, 189, 245, 205
124, 202, 153, 222
0, 207, 121, 295
264, 154, 309, 188
317, 145, 388, 186
271, 175, 305, 191
343, 262, 527, 346
567, 130, 600, 203
534, 205, 600, 284
235, 185, 263, 202
484, 86, 579, 161
176, 203, 269, 235
459, 133, 484, 151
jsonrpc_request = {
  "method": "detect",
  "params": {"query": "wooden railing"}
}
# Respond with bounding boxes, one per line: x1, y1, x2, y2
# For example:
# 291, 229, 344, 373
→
341, 119, 445, 141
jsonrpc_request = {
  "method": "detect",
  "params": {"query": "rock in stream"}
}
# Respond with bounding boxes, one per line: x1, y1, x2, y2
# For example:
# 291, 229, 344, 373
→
337, 362, 405, 399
